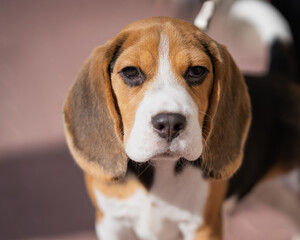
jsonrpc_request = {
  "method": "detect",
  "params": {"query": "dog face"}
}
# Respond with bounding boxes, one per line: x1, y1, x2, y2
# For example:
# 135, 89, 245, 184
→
113, 32, 213, 162
63, 17, 251, 182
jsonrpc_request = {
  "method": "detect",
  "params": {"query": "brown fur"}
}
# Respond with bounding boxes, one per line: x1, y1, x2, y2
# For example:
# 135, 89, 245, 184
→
260, 162, 294, 183
86, 172, 146, 200
194, 181, 228, 240
84, 174, 104, 222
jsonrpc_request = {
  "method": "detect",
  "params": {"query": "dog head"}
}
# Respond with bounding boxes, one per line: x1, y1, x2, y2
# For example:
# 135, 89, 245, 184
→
63, 17, 251, 182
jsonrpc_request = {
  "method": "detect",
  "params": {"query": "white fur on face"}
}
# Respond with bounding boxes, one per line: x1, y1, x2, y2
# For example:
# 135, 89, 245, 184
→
125, 34, 203, 162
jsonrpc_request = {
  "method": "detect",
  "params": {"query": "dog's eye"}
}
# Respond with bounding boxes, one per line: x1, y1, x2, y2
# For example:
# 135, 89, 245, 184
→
185, 66, 208, 86
119, 67, 145, 87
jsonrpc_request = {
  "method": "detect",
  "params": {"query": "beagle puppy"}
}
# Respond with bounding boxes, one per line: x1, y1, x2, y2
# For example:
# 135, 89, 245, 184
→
63, 17, 251, 240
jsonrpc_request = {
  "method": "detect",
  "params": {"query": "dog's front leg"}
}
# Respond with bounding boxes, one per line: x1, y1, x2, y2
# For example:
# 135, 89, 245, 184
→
193, 180, 227, 240
193, 221, 222, 240
95, 216, 137, 240
85, 174, 143, 240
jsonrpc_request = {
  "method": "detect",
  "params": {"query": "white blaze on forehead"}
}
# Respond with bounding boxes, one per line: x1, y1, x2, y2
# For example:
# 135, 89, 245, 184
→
155, 34, 176, 85
125, 33, 203, 162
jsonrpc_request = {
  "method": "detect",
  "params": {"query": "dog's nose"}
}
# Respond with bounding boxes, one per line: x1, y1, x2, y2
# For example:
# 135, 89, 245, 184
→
151, 113, 187, 142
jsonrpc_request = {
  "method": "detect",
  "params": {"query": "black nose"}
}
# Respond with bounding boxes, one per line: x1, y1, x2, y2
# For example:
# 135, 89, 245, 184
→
151, 113, 187, 142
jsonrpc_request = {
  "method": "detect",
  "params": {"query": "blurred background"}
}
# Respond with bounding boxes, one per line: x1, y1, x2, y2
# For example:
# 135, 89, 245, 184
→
0, 0, 299, 239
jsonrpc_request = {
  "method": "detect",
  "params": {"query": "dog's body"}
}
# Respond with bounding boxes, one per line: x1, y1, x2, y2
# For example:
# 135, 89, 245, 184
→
86, 161, 215, 240
64, 17, 299, 240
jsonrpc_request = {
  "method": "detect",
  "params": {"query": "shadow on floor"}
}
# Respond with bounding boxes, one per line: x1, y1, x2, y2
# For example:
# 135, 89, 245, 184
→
0, 143, 95, 240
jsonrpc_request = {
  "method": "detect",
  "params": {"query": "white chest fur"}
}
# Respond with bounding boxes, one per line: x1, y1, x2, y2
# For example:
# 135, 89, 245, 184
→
94, 161, 209, 240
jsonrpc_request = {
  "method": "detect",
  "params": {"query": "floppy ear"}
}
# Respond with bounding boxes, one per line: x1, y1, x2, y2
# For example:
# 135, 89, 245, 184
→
202, 41, 251, 180
63, 38, 127, 182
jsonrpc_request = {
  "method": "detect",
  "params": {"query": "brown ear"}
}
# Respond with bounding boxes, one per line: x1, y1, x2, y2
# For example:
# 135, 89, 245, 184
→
63, 39, 127, 182
202, 41, 251, 180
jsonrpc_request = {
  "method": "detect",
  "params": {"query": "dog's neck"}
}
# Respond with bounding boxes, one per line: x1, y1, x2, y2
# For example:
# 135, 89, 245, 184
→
150, 159, 209, 216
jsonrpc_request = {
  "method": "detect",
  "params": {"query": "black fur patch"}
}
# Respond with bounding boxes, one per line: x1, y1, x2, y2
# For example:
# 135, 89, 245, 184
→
174, 158, 188, 174
109, 38, 127, 76
127, 159, 155, 190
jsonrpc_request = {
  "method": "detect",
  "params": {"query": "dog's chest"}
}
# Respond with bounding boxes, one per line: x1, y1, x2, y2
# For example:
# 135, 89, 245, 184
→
94, 161, 209, 240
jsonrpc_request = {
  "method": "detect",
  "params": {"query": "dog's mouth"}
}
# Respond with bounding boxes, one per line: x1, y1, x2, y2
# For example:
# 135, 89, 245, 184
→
150, 151, 180, 161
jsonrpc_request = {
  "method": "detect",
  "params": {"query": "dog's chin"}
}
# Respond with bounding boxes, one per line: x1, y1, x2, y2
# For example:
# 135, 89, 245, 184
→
129, 151, 201, 163
128, 152, 179, 163
150, 152, 181, 161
